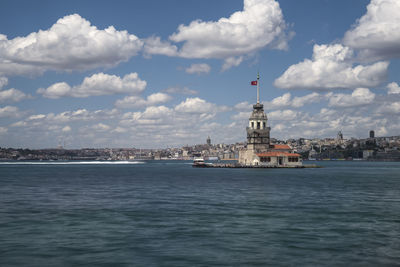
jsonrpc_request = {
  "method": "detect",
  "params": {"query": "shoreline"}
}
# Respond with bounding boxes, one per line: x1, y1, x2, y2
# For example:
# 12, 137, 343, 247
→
193, 163, 322, 168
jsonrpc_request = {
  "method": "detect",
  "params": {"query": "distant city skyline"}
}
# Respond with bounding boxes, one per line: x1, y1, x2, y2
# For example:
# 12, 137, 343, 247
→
1, 0, 399, 148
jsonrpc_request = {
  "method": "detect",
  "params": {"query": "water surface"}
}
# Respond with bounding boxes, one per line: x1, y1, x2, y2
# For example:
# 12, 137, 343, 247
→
1, 161, 399, 266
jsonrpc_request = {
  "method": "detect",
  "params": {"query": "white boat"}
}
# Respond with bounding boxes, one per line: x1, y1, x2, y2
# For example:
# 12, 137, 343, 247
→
193, 157, 207, 167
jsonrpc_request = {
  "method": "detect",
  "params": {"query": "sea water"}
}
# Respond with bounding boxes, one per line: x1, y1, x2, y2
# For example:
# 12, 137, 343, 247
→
0, 161, 399, 266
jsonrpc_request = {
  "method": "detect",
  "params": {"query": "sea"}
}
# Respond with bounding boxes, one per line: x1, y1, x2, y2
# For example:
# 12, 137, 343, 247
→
0, 160, 399, 266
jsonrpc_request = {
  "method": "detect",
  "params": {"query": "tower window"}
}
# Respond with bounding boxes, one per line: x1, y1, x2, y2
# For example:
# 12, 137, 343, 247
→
263, 122, 266, 129
251, 122, 254, 128
257, 122, 260, 129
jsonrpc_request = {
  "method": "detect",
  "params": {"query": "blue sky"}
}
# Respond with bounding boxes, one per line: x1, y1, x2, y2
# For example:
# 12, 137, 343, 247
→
1, 0, 399, 148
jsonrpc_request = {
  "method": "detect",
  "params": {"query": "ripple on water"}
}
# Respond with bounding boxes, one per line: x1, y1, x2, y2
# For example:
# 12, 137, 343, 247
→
0, 161, 399, 266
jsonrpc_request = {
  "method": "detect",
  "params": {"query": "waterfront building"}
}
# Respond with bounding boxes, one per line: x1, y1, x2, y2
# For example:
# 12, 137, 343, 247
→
238, 74, 302, 167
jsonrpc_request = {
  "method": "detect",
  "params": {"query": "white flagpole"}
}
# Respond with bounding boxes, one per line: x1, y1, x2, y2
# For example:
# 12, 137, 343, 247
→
257, 72, 260, 104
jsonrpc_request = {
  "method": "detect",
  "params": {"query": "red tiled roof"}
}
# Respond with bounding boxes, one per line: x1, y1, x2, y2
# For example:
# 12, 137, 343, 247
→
257, 152, 301, 157
272, 144, 291, 150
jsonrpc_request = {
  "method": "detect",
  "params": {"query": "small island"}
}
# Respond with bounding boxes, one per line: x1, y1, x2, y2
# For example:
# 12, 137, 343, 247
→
194, 74, 318, 169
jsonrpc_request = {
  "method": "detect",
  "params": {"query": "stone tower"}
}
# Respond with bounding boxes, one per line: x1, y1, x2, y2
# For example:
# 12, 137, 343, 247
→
238, 73, 271, 165
238, 73, 302, 167
246, 73, 270, 151
369, 130, 375, 138
246, 102, 270, 151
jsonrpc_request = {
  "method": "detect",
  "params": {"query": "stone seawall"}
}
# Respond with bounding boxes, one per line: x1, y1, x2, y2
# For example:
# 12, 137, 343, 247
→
193, 163, 321, 168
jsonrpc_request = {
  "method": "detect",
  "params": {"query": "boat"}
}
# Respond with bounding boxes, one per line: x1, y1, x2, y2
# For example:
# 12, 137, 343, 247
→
192, 157, 208, 167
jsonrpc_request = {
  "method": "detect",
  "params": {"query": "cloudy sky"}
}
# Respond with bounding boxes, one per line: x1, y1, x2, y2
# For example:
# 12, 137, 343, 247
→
1, 0, 400, 148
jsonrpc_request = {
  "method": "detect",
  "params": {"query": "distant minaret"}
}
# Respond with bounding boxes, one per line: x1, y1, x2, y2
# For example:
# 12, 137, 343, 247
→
337, 131, 343, 140
206, 136, 211, 146
246, 73, 270, 151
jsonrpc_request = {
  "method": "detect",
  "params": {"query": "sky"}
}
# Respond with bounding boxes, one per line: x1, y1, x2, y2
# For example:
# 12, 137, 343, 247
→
1, 0, 400, 149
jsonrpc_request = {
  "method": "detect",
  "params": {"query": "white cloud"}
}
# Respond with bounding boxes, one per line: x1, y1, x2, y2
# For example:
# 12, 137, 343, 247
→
138, 106, 173, 120
234, 93, 323, 115
343, 0, 400, 61
115, 93, 172, 108
222, 57, 244, 71
37, 72, 146, 98
0, 77, 7, 89
269, 93, 291, 107
264, 106, 397, 140
175, 97, 218, 114
260, 92, 322, 110
121, 106, 175, 126
274, 44, 389, 90
92, 123, 110, 132
119, 98, 228, 128
0, 105, 19, 117
168, 0, 291, 68
291, 92, 321, 108
4, 92, 400, 148
327, 88, 375, 108
387, 82, 400, 94
163, 86, 197, 95
37, 82, 71, 99
268, 109, 302, 121
173, 97, 230, 123
11, 108, 119, 127
185, 63, 211, 75
375, 102, 400, 114
234, 101, 252, 111
0, 14, 143, 76
143, 36, 178, 57
112, 126, 127, 133
0, 126, 7, 134
115, 99, 233, 146
52, 109, 119, 123
0, 74, 30, 104
10, 121, 27, 127
146, 93, 171, 104
62, 126, 71, 132
0, 88, 31, 103
229, 86, 400, 140
231, 111, 251, 121
27, 114, 46, 121
271, 123, 287, 133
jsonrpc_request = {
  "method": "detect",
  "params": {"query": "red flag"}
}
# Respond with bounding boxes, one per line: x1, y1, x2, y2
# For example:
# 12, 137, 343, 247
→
251, 81, 257, 86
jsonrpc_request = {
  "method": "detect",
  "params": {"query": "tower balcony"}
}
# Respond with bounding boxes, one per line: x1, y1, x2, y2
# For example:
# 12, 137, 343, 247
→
246, 126, 271, 133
